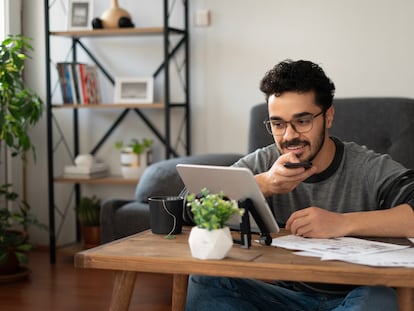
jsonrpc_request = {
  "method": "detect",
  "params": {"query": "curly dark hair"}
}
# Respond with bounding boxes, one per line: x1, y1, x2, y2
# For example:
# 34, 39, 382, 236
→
259, 59, 336, 111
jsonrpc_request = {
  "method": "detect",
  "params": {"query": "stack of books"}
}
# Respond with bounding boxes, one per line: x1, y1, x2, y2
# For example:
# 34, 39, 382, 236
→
63, 163, 108, 179
56, 62, 101, 105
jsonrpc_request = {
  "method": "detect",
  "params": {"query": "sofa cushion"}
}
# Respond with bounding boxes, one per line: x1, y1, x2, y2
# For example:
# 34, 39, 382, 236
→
248, 103, 274, 153
330, 97, 414, 169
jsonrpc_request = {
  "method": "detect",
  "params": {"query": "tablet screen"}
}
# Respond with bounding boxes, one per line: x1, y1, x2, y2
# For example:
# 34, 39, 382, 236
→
176, 164, 280, 234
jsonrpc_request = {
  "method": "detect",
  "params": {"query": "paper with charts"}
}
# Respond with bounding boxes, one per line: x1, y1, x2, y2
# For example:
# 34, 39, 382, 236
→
271, 234, 414, 268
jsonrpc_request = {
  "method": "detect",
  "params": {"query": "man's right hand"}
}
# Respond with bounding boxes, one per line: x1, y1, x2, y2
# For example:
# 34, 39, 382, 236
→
255, 154, 317, 197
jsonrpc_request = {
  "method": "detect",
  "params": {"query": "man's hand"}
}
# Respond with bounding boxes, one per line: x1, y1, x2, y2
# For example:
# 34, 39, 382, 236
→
255, 153, 317, 197
286, 207, 348, 238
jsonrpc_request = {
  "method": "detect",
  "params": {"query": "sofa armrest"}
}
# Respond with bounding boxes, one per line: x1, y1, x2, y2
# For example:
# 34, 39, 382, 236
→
134, 153, 243, 203
100, 198, 133, 243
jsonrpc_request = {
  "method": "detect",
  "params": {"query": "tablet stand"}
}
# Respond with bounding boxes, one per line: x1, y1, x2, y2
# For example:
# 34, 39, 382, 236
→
233, 198, 273, 248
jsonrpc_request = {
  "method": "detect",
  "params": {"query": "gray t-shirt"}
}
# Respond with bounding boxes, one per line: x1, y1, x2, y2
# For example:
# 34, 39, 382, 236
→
233, 136, 414, 294
233, 136, 411, 226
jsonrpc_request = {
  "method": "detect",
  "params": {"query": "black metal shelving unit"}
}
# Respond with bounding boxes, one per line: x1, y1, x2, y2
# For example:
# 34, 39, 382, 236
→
44, 0, 190, 263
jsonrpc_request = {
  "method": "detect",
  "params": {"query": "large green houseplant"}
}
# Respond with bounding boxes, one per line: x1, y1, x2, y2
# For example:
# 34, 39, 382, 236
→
186, 188, 244, 260
0, 35, 44, 274
0, 184, 45, 274
0, 35, 43, 156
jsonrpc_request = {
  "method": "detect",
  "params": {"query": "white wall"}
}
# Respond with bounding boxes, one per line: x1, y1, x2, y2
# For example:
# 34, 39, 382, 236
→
191, 0, 414, 154
23, 0, 414, 245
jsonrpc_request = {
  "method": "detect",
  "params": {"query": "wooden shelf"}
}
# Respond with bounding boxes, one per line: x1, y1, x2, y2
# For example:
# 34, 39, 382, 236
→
50, 27, 165, 38
51, 103, 165, 109
45, 1, 190, 264
54, 176, 138, 185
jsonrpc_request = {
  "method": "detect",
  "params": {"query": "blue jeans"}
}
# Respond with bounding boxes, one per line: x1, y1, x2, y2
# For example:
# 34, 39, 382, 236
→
185, 275, 398, 311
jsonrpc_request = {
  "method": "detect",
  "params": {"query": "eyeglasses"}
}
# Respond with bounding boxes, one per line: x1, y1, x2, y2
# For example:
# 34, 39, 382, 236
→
263, 111, 324, 136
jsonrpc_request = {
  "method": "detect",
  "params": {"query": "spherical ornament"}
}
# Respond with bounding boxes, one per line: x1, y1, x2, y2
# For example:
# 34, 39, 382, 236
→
91, 17, 103, 29
118, 17, 134, 28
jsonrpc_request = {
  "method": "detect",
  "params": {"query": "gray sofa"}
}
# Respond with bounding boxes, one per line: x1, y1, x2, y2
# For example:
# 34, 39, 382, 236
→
101, 97, 414, 243
101, 153, 243, 242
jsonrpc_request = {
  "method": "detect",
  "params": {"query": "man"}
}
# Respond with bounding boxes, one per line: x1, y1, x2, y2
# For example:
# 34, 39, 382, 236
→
185, 60, 414, 311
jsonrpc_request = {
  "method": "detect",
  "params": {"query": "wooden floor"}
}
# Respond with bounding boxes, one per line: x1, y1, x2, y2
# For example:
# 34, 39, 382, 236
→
0, 249, 173, 311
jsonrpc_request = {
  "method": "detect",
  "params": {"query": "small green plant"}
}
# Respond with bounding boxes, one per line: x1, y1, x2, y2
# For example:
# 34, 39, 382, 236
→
0, 184, 47, 265
187, 188, 244, 231
76, 196, 101, 227
114, 138, 153, 155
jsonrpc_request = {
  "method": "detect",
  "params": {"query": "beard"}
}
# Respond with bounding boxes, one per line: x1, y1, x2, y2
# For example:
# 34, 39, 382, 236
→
277, 119, 326, 162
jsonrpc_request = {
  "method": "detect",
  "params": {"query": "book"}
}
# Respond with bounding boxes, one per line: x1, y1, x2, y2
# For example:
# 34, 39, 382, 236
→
78, 63, 88, 104
63, 163, 108, 179
63, 170, 109, 179
63, 63, 74, 103
56, 62, 76, 104
75, 63, 85, 103
56, 62, 101, 105
83, 65, 101, 105
70, 63, 81, 104
64, 163, 108, 175
67, 63, 78, 104
56, 63, 70, 103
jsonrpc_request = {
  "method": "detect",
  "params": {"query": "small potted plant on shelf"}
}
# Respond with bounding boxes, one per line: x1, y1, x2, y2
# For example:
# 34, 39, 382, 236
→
76, 195, 101, 249
0, 184, 46, 276
186, 188, 244, 260
114, 138, 153, 179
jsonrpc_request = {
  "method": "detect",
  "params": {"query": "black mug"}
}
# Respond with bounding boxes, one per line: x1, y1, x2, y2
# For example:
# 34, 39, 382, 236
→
148, 196, 184, 235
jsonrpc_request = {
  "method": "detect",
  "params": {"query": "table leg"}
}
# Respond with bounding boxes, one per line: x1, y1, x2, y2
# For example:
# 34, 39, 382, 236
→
109, 271, 137, 311
172, 274, 189, 311
397, 287, 414, 311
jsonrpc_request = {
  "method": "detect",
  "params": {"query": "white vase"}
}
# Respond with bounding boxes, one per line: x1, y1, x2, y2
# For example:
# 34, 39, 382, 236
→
188, 226, 233, 260
120, 147, 151, 179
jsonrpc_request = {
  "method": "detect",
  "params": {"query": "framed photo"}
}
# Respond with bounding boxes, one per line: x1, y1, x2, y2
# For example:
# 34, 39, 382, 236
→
67, 0, 94, 30
114, 77, 154, 104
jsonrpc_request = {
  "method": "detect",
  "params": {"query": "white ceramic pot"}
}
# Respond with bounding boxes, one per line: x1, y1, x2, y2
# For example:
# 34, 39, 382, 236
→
188, 226, 233, 260
120, 147, 150, 179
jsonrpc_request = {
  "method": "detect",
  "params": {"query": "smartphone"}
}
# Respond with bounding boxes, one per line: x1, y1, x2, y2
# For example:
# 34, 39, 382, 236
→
284, 161, 312, 169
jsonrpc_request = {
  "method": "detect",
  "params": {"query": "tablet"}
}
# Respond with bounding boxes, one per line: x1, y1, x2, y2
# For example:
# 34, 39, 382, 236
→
176, 164, 280, 234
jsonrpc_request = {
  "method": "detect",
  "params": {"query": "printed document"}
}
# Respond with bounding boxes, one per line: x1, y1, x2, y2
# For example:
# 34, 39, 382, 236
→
271, 235, 414, 267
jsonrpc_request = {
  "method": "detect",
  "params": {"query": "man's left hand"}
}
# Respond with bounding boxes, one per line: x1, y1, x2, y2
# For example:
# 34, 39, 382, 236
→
285, 207, 348, 238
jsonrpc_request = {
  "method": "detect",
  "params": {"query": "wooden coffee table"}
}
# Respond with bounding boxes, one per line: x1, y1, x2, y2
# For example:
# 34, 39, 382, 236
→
75, 228, 414, 311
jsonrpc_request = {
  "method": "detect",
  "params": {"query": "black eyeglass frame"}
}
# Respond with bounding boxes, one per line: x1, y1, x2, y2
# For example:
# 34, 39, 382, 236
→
263, 111, 324, 136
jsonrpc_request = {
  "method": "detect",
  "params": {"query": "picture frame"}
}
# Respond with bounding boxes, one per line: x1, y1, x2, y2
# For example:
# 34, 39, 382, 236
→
114, 77, 154, 104
67, 0, 94, 30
